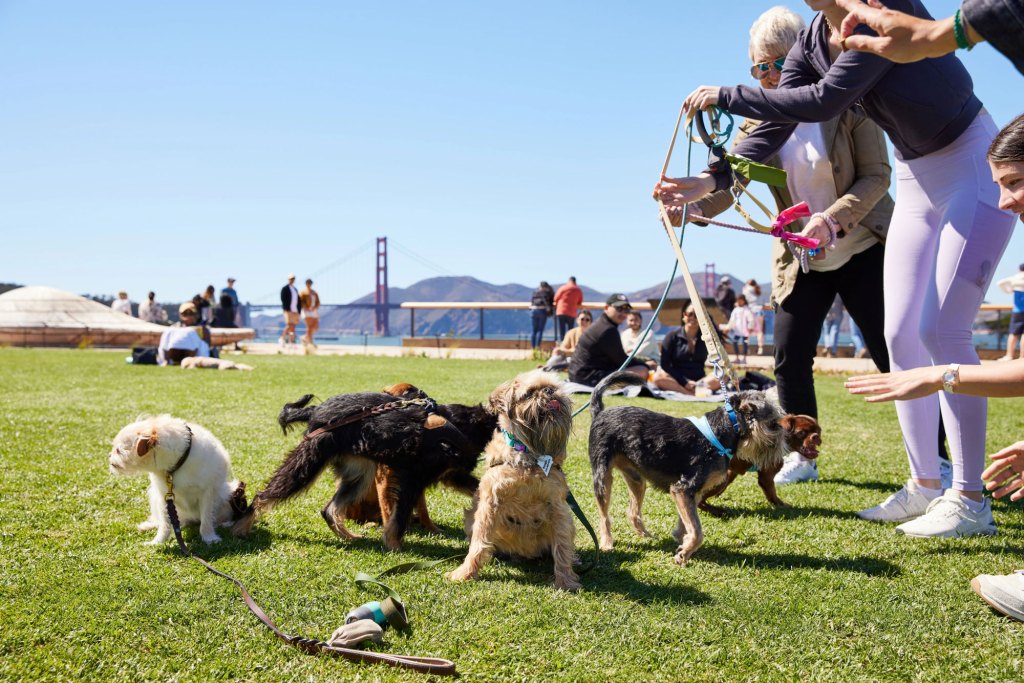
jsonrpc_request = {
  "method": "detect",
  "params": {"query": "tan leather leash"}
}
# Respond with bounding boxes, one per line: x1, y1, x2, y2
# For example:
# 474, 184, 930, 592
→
161, 444, 456, 675
655, 104, 740, 392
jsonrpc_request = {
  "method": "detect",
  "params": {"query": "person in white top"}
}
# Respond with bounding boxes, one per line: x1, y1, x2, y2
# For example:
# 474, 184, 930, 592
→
620, 311, 660, 365
157, 303, 210, 365
138, 291, 168, 324
722, 295, 754, 364
111, 291, 132, 316
742, 279, 765, 355
997, 264, 1024, 361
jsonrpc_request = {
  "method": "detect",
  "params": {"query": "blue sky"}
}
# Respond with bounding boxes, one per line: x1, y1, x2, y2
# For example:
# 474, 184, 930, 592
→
1, 1, 1021, 306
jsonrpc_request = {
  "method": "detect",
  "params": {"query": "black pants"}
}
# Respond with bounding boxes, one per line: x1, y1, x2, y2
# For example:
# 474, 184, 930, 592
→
555, 315, 575, 341
773, 243, 889, 419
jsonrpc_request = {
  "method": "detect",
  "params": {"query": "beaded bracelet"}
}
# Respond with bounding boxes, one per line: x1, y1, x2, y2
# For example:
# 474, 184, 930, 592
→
954, 8, 974, 51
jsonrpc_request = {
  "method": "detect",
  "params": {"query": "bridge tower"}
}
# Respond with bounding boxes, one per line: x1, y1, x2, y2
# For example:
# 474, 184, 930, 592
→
704, 263, 717, 298
374, 237, 390, 336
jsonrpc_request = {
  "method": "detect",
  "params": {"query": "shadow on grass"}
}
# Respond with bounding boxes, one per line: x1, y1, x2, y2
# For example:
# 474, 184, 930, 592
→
472, 547, 711, 606
708, 502, 863, 522
825, 477, 906, 493
923, 542, 1024, 557
662, 541, 901, 577
156, 525, 275, 560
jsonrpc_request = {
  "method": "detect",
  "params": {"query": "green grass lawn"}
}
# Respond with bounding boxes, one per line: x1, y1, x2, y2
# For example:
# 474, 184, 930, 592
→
1, 348, 1021, 682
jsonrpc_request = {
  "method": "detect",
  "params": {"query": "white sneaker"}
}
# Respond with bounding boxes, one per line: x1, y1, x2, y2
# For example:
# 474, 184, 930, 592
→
939, 459, 953, 490
895, 490, 997, 538
971, 570, 1024, 622
856, 479, 938, 523
774, 453, 818, 485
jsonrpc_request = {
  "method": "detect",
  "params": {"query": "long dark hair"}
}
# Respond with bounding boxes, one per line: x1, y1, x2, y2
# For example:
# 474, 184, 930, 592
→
989, 113, 1024, 163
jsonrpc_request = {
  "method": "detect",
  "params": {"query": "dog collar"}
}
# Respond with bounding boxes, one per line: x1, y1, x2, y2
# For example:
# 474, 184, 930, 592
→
724, 403, 740, 433
501, 428, 554, 476
685, 415, 733, 460
168, 424, 193, 475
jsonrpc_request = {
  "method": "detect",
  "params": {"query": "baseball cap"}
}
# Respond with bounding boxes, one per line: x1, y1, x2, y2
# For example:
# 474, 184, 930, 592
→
287, 273, 295, 280
179, 302, 198, 315
227, 277, 236, 283
720, 276, 730, 284
605, 293, 631, 309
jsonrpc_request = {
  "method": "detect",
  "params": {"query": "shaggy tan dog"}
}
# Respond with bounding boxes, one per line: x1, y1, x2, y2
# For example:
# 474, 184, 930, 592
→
449, 370, 580, 591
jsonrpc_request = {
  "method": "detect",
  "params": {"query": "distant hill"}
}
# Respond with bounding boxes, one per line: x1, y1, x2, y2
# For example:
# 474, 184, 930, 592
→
250, 274, 749, 339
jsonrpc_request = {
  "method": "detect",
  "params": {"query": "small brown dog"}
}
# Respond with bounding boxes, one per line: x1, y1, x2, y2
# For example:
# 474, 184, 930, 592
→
449, 370, 580, 591
699, 414, 821, 517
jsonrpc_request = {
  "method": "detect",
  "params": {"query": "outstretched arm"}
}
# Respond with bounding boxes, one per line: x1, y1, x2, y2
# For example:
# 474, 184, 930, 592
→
836, 0, 980, 62
846, 359, 1024, 401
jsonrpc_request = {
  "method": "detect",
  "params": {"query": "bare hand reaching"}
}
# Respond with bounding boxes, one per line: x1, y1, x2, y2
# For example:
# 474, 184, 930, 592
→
836, 0, 960, 63
982, 442, 1024, 502
844, 366, 945, 402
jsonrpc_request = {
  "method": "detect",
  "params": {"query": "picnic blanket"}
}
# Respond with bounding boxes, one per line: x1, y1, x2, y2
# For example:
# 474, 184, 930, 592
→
560, 380, 725, 403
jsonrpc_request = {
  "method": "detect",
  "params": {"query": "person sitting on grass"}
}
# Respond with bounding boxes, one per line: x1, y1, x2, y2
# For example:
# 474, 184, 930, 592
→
650, 305, 722, 395
157, 303, 210, 366
542, 309, 592, 372
568, 294, 653, 387
620, 310, 660, 365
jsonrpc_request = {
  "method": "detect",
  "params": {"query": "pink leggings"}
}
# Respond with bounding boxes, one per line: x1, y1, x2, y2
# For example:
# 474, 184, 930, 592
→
884, 113, 1015, 491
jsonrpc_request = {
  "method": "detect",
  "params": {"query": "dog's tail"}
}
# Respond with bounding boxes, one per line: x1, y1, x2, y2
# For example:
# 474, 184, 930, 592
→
590, 371, 645, 418
278, 394, 317, 434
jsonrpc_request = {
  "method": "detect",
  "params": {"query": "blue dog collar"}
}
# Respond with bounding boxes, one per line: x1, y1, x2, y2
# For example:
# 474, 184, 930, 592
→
686, 415, 733, 460
724, 402, 740, 433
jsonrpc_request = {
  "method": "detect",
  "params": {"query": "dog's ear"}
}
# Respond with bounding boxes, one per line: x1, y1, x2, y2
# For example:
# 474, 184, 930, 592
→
487, 378, 516, 415
134, 432, 157, 457
778, 414, 797, 433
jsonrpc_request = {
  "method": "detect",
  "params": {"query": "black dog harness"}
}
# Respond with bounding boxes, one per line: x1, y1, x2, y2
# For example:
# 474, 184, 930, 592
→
303, 398, 440, 441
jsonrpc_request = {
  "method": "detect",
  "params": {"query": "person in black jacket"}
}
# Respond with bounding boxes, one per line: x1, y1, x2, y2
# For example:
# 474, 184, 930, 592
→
714, 277, 736, 319
568, 294, 653, 386
280, 274, 300, 346
529, 281, 555, 350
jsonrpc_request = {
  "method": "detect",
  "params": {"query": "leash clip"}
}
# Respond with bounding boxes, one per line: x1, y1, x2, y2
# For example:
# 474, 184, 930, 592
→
164, 473, 175, 501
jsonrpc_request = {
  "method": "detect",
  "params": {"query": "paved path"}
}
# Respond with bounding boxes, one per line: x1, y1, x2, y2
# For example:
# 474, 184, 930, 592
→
240, 342, 887, 374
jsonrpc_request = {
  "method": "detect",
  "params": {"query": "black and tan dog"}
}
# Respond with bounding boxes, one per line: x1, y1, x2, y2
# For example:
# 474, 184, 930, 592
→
588, 371, 820, 565
231, 385, 496, 550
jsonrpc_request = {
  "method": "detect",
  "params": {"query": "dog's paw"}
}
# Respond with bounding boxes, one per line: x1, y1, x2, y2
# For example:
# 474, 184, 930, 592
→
145, 534, 169, 546
137, 520, 158, 531
447, 566, 476, 583
554, 576, 582, 592
673, 547, 690, 566
598, 539, 614, 552
202, 533, 222, 544
771, 499, 790, 508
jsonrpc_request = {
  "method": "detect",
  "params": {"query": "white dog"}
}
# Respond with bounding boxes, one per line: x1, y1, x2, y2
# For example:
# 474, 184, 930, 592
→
108, 415, 245, 545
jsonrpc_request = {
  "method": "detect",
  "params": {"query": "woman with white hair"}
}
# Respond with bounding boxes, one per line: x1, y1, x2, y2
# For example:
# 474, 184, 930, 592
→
690, 6, 893, 487
661, 0, 1015, 539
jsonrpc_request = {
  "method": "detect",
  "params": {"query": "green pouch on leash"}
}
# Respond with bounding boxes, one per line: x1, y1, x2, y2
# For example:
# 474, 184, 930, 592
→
726, 153, 787, 187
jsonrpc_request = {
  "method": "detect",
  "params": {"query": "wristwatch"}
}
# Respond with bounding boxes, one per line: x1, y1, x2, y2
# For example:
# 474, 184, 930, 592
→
941, 363, 960, 393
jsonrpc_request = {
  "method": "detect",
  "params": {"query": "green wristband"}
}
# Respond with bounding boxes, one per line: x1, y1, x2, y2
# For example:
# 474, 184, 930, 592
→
954, 8, 974, 51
